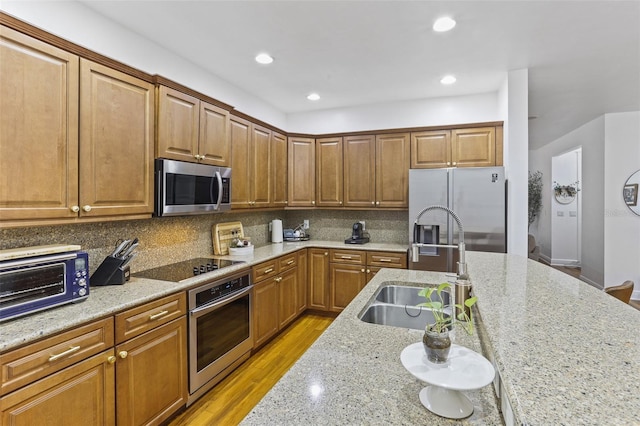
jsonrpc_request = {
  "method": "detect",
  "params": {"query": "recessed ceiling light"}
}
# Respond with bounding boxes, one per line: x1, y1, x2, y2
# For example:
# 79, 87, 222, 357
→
307, 93, 320, 101
255, 53, 273, 64
433, 17, 456, 32
440, 75, 457, 85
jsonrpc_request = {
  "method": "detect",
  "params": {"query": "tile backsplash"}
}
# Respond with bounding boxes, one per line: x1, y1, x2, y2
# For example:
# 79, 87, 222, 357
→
1, 210, 409, 274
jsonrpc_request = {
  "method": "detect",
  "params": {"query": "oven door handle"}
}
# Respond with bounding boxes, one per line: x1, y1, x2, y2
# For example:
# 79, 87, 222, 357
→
190, 285, 253, 317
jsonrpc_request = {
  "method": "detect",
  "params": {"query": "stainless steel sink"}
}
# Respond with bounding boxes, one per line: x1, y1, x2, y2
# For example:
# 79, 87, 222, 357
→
359, 284, 451, 330
374, 285, 450, 306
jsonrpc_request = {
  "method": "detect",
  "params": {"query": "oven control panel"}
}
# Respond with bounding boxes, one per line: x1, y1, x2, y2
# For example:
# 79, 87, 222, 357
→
194, 274, 251, 308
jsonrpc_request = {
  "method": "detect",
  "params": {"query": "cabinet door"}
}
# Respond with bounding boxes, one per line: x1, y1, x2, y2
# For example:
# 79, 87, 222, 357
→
0, 26, 79, 221
115, 317, 187, 426
156, 85, 199, 163
0, 351, 115, 426
288, 137, 316, 207
271, 131, 288, 208
79, 59, 154, 217
451, 127, 496, 168
330, 263, 367, 312
316, 137, 343, 207
410, 130, 451, 169
308, 249, 330, 310
343, 135, 375, 207
199, 101, 230, 166
376, 133, 409, 208
278, 268, 298, 329
296, 249, 308, 314
251, 124, 272, 208
230, 116, 252, 209
253, 278, 279, 347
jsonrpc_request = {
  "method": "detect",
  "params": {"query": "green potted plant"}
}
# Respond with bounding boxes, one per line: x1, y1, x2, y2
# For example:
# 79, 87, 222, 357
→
528, 170, 543, 229
418, 282, 478, 363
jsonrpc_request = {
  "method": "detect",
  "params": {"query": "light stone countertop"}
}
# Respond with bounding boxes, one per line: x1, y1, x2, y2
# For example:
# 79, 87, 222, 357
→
0, 240, 407, 352
242, 251, 640, 425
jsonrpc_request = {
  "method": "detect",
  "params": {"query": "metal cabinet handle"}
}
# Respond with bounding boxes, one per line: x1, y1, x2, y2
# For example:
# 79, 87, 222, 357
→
70, 205, 80, 213
287, 260, 294, 265
376, 201, 380, 205
82, 205, 92, 212
371, 201, 375, 205
275, 277, 282, 283
339, 201, 343, 205
264, 268, 274, 274
447, 162, 451, 166
324, 252, 328, 256
312, 200, 315, 205
107, 356, 117, 364
379, 258, 392, 263
118, 351, 128, 359
149, 310, 169, 320
49, 345, 81, 362
366, 269, 371, 273
341, 256, 352, 259
361, 268, 365, 273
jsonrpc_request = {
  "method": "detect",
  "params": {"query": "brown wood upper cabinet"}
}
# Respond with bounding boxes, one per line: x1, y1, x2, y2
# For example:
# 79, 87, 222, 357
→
157, 85, 230, 167
271, 131, 288, 208
343, 133, 410, 208
316, 137, 344, 207
288, 137, 316, 207
0, 25, 155, 224
230, 115, 276, 209
411, 126, 501, 169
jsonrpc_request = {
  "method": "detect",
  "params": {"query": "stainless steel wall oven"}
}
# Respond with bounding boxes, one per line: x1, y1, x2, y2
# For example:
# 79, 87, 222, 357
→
187, 269, 253, 403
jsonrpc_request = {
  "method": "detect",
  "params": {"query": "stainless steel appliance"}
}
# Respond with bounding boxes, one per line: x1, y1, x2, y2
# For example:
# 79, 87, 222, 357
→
132, 258, 251, 404
0, 245, 89, 322
409, 167, 506, 272
187, 270, 252, 403
155, 158, 231, 217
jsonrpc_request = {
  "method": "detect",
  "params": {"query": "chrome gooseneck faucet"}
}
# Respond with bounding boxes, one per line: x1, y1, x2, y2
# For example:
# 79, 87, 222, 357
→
411, 204, 468, 279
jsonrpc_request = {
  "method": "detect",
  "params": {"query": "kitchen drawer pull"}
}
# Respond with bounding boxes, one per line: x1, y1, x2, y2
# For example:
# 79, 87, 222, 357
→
149, 310, 169, 320
379, 258, 392, 262
275, 277, 282, 283
341, 256, 352, 259
287, 260, 294, 265
264, 268, 274, 274
48, 345, 81, 362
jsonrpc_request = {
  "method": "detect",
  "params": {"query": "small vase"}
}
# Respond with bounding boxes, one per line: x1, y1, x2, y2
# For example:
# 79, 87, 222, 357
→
423, 329, 451, 363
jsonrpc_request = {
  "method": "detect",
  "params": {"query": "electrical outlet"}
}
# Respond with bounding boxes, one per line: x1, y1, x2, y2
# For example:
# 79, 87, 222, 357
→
359, 220, 365, 230
303, 219, 309, 229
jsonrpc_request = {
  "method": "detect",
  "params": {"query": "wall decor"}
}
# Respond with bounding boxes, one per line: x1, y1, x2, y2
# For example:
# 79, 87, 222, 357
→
553, 181, 579, 204
624, 183, 638, 206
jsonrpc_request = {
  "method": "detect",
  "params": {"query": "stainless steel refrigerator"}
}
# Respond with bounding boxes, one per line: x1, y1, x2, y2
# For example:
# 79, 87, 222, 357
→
408, 167, 506, 272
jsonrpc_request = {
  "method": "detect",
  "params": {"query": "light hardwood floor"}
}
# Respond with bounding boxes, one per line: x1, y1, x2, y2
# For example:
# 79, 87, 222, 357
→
168, 313, 334, 426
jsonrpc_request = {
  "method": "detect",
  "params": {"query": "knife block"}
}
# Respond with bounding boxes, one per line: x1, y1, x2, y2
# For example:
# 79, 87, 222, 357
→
91, 255, 130, 286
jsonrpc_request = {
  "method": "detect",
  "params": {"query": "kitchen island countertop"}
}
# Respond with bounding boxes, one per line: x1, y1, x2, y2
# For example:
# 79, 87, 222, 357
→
241, 251, 640, 425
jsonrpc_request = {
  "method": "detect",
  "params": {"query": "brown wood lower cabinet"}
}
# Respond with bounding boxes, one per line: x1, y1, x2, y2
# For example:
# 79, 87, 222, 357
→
0, 294, 188, 426
252, 252, 302, 348
310, 249, 408, 313
115, 317, 187, 426
0, 350, 116, 426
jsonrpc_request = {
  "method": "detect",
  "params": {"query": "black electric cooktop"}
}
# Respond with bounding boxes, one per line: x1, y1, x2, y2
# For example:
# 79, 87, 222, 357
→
133, 258, 244, 282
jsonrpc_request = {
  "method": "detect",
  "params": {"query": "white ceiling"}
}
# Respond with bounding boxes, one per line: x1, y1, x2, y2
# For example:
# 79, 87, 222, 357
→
79, 0, 640, 149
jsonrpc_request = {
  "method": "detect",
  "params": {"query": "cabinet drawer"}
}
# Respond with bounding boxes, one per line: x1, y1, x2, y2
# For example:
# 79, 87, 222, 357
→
367, 251, 407, 269
0, 317, 114, 396
278, 253, 297, 271
253, 259, 279, 282
330, 249, 365, 265
115, 293, 186, 345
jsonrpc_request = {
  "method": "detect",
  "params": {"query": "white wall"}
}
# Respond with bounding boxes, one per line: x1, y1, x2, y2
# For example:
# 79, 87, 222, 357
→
530, 116, 605, 286
604, 112, 640, 298
0, 1, 288, 129
286, 93, 500, 134
503, 69, 529, 257
551, 149, 581, 265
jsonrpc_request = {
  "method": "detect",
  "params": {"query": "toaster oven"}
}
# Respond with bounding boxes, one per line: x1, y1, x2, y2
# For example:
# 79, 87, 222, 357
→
0, 245, 89, 322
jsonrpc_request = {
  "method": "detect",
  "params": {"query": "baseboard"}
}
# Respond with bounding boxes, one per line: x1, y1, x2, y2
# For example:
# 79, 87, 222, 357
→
579, 275, 602, 290
550, 258, 581, 268
632, 290, 640, 301
539, 253, 551, 265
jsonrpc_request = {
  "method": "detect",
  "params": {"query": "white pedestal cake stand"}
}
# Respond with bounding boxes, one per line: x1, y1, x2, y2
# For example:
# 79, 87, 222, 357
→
400, 343, 495, 419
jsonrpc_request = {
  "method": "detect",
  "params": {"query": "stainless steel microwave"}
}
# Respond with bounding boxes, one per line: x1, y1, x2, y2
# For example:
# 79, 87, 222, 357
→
155, 158, 231, 217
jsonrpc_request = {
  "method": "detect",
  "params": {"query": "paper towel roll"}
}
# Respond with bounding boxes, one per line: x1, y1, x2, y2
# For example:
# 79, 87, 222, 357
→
271, 219, 283, 243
